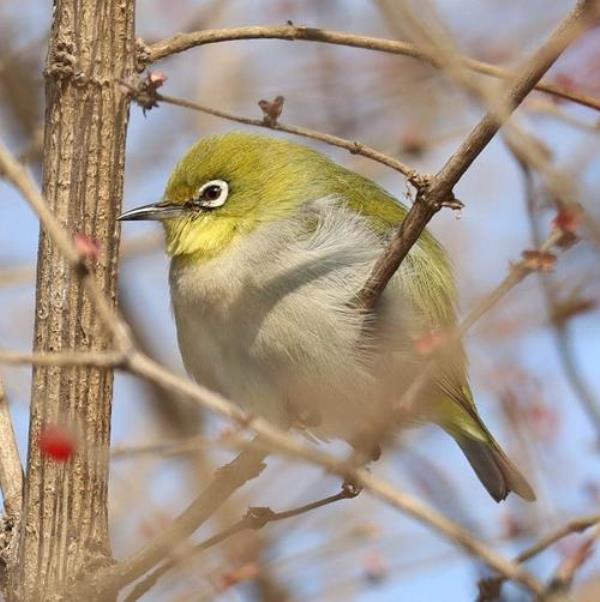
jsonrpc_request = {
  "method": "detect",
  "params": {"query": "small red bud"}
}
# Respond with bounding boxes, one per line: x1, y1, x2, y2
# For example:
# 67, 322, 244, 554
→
74, 232, 102, 261
412, 330, 446, 356
363, 551, 388, 584
399, 127, 426, 157
217, 563, 260, 591
148, 71, 167, 88
552, 205, 583, 247
552, 206, 582, 234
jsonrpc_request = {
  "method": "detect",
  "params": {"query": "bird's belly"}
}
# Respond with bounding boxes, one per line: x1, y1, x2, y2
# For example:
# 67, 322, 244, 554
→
169, 207, 416, 442
172, 278, 409, 443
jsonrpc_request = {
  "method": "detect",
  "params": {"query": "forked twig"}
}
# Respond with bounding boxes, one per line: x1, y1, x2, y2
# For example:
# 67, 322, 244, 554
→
125, 484, 359, 601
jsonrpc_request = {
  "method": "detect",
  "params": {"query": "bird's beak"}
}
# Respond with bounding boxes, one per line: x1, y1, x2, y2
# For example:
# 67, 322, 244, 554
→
118, 201, 186, 222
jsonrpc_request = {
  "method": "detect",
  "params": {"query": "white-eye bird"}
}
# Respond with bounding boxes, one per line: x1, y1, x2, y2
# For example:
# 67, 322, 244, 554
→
120, 132, 535, 502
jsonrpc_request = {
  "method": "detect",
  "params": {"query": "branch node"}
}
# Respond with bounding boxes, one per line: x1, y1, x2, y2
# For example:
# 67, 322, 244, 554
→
417, 179, 462, 214
350, 141, 362, 155
121, 72, 168, 115
135, 37, 152, 72
477, 576, 503, 601
258, 96, 284, 126
73, 259, 91, 279
44, 41, 77, 82
440, 193, 465, 211
341, 480, 362, 498
244, 506, 276, 529
520, 249, 557, 273
234, 411, 256, 430
409, 172, 433, 189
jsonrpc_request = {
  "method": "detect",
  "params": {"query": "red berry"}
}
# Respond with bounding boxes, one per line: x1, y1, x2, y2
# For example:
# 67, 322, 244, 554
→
38, 425, 76, 462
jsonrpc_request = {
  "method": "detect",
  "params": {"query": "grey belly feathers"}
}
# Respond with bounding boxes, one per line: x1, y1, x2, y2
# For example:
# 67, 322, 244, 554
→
170, 198, 416, 441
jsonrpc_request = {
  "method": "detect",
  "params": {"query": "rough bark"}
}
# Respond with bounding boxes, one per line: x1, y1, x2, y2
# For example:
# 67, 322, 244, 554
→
10, 1, 135, 599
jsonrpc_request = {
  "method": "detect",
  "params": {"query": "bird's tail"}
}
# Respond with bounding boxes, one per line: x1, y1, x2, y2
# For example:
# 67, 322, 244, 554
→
436, 391, 536, 502
453, 433, 536, 502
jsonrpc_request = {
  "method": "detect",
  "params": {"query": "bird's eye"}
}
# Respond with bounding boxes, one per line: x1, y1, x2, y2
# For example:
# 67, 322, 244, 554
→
193, 179, 229, 209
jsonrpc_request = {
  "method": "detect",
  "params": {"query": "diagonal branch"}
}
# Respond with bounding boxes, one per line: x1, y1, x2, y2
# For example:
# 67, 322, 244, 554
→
0, 141, 134, 352
356, 0, 597, 312
478, 514, 600, 601
544, 537, 595, 598
143, 25, 600, 113
124, 485, 359, 601
76, 444, 269, 599
517, 515, 600, 565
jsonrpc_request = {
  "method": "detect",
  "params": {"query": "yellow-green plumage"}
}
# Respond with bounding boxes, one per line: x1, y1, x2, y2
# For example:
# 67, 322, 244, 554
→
122, 132, 535, 502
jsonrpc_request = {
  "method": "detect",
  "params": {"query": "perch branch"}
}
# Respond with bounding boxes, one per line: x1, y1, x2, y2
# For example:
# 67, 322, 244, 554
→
355, 0, 596, 312
77, 444, 268, 598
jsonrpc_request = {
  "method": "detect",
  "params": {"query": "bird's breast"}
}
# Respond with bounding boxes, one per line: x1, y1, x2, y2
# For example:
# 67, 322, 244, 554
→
169, 202, 415, 438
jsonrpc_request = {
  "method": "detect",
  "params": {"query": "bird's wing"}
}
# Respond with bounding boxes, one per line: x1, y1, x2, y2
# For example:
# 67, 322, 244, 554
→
333, 175, 477, 411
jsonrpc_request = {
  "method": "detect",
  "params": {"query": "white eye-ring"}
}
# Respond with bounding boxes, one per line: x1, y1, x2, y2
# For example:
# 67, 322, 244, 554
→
194, 179, 229, 209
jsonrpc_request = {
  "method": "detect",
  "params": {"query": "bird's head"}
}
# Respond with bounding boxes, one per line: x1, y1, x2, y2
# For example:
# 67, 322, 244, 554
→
119, 132, 338, 262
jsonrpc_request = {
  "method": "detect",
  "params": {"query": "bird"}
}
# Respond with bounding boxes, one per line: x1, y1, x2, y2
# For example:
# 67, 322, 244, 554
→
119, 132, 535, 503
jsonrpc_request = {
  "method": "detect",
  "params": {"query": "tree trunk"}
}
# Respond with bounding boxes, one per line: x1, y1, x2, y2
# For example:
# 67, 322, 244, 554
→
11, 1, 135, 599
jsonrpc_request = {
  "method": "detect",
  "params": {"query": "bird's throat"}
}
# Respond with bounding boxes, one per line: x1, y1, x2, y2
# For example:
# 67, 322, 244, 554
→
164, 214, 251, 264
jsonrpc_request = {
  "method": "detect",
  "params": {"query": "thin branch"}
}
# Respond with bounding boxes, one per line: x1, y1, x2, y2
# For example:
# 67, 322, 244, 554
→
76, 444, 269, 599
478, 515, 600, 601
544, 538, 595, 598
0, 264, 34, 289
125, 486, 358, 601
110, 436, 209, 460
139, 92, 422, 185
0, 141, 134, 352
525, 97, 600, 132
0, 349, 125, 369
0, 232, 162, 290
554, 330, 600, 439
355, 0, 595, 313
518, 515, 600, 565
110, 432, 250, 460
455, 232, 563, 337
143, 25, 600, 113
0, 377, 23, 518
